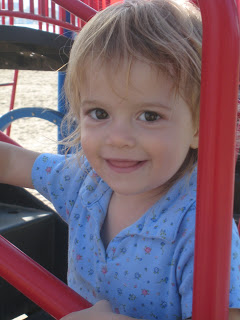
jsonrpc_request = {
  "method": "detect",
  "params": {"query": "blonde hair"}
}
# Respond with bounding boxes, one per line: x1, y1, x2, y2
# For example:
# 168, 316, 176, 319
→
62, 0, 202, 189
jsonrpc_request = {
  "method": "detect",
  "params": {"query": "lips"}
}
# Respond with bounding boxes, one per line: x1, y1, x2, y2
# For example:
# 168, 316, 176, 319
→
107, 160, 140, 168
105, 159, 147, 173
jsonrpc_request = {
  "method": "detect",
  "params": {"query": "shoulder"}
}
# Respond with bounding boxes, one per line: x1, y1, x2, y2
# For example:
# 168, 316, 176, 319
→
32, 153, 92, 185
163, 168, 197, 239
140, 169, 197, 244
32, 153, 111, 213
31, 153, 96, 213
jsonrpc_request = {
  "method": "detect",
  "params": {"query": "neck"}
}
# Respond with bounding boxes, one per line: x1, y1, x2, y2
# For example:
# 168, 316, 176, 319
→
111, 188, 165, 214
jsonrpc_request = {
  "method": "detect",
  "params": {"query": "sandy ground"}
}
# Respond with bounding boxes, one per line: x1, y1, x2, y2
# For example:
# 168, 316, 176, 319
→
0, 69, 59, 208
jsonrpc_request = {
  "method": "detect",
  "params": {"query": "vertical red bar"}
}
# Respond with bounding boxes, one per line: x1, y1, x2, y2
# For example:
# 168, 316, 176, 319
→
51, 1, 56, 33
45, 0, 48, 15
30, 0, 34, 13
44, 0, 49, 32
8, 0, 14, 25
51, 0, 55, 18
77, 17, 84, 29
6, 70, 19, 137
192, 0, 240, 320
59, 6, 65, 35
38, 0, 42, 30
2, 0, 6, 24
8, 0, 13, 10
41, 0, 46, 32
19, 0, 23, 12
70, 13, 75, 27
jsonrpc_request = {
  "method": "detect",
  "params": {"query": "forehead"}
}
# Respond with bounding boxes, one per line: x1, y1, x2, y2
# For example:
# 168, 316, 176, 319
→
80, 58, 176, 105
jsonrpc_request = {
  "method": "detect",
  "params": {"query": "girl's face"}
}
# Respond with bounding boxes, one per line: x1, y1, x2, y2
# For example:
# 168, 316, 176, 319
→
79, 59, 198, 198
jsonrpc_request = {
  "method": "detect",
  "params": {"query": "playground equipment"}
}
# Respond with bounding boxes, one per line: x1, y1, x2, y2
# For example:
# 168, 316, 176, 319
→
0, 0, 97, 139
0, 69, 18, 135
0, 0, 98, 70
0, 0, 239, 320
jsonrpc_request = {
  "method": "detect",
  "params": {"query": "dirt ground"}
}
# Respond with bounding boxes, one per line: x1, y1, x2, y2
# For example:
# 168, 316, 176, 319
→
0, 69, 59, 207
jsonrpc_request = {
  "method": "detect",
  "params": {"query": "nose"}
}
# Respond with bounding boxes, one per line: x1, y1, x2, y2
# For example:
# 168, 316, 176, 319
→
105, 120, 136, 148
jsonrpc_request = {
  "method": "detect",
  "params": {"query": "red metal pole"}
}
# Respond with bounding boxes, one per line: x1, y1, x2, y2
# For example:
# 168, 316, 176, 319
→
19, 0, 23, 12
70, 13, 75, 26
51, 0, 56, 33
30, 0, 34, 13
8, 0, 13, 25
6, 70, 19, 136
0, 130, 21, 147
0, 235, 92, 319
44, 0, 49, 31
59, 6, 64, 35
53, 0, 97, 22
38, 0, 43, 30
192, 1, 240, 320
1, 0, 6, 24
0, 10, 80, 32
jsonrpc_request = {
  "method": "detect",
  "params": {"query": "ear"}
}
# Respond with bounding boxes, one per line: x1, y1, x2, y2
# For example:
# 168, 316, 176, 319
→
190, 129, 199, 149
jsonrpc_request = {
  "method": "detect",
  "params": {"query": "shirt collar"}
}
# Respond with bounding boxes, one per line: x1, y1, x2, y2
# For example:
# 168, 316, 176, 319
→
80, 164, 197, 243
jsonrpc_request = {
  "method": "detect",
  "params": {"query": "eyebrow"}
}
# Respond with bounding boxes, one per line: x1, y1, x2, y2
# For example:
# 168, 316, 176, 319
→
139, 102, 172, 111
81, 99, 107, 108
81, 99, 172, 111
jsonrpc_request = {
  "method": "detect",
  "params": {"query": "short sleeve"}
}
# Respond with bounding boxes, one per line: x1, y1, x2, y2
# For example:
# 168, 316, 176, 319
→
32, 153, 88, 223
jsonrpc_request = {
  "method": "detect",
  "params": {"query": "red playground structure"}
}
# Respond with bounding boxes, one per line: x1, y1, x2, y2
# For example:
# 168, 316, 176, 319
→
0, 0, 239, 320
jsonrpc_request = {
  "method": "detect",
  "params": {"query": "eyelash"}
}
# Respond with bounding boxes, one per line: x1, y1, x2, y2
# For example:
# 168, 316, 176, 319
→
87, 108, 162, 122
139, 111, 161, 122
88, 108, 109, 120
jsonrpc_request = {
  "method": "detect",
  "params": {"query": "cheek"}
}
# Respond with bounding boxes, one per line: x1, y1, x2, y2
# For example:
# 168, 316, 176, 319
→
150, 129, 189, 163
81, 134, 94, 156
80, 127, 101, 162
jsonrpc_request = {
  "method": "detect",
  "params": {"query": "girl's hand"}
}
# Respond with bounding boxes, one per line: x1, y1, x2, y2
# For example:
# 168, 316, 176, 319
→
60, 300, 113, 320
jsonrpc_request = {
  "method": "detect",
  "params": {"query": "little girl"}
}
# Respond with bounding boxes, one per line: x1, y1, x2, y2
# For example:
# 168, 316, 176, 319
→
0, 0, 240, 319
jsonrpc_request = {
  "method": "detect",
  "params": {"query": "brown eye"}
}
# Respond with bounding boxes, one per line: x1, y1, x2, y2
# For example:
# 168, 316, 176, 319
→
139, 111, 160, 122
90, 108, 109, 120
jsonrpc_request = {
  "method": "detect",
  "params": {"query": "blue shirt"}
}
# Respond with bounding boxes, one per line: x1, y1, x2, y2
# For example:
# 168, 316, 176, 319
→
32, 153, 240, 320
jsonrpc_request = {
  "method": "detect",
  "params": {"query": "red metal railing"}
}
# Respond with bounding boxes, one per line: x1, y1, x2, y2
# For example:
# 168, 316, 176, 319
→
0, 0, 99, 33
0, 70, 18, 136
0, 0, 98, 136
192, 1, 239, 320
0, 232, 92, 319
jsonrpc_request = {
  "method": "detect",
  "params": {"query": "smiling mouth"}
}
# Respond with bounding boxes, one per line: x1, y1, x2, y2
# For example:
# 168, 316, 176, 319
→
105, 159, 147, 173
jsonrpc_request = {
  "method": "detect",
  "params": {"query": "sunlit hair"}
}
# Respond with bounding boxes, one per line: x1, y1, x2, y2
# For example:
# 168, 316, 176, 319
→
62, 0, 202, 190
